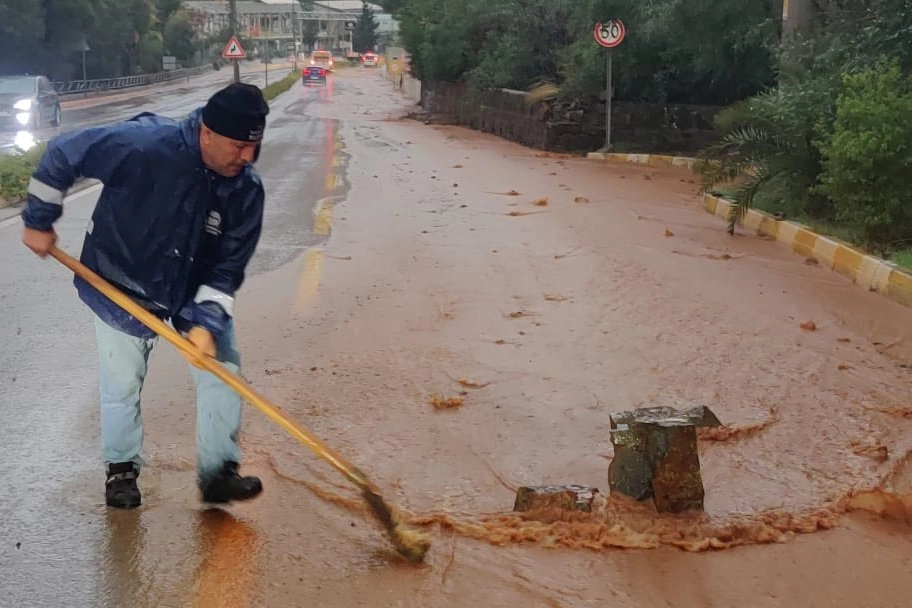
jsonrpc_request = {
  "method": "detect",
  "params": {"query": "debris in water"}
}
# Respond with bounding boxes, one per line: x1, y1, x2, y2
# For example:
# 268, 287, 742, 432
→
429, 394, 465, 410
452, 164, 463, 168
868, 406, 912, 419
531, 198, 548, 207
573, 196, 589, 203
698, 409, 778, 442
505, 210, 545, 217
554, 247, 581, 259
850, 441, 889, 462
505, 310, 536, 319
664, 229, 674, 237
544, 294, 569, 302
838, 363, 851, 371
837, 337, 851, 343
800, 320, 817, 331
505, 190, 521, 196
457, 378, 490, 389
847, 489, 912, 524
805, 257, 819, 265
327, 255, 352, 261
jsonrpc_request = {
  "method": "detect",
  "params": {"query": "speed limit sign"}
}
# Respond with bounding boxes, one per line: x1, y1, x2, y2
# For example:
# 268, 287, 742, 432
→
594, 20, 625, 48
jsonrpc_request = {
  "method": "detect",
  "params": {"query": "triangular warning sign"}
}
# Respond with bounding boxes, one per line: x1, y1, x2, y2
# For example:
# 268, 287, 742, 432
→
221, 35, 246, 59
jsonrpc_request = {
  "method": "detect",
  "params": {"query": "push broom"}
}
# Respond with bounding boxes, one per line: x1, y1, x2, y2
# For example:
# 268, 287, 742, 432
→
49, 245, 431, 563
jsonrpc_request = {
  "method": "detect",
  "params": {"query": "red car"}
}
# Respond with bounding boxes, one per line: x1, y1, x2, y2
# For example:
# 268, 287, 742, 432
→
361, 52, 379, 67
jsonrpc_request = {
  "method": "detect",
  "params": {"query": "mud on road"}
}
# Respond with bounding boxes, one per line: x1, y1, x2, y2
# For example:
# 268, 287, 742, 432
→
2, 67, 910, 608
232, 69, 912, 607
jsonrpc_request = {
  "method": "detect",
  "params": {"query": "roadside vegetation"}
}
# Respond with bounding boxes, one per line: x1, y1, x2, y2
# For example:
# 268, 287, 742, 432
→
383, 0, 912, 266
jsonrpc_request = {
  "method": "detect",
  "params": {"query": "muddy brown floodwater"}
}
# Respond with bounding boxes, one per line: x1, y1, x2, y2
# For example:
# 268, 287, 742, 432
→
214, 70, 912, 607
9, 69, 911, 607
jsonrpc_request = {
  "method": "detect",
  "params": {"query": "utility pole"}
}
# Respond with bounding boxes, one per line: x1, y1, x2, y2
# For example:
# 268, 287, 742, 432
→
781, 0, 814, 41
230, 0, 240, 82
780, 0, 815, 76
291, 0, 298, 69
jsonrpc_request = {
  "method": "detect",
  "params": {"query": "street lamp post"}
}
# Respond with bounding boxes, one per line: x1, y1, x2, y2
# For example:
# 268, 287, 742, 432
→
230, 0, 240, 82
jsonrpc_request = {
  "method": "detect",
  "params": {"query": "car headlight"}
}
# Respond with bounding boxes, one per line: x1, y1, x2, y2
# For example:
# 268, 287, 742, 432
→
14, 130, 37, 152
13, 99, 32, 111
15, 112, 31, 125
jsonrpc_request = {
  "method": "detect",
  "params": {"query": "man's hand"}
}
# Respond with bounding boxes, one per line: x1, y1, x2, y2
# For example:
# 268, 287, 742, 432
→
183, 326, 217, 369
23, 227, 58, 258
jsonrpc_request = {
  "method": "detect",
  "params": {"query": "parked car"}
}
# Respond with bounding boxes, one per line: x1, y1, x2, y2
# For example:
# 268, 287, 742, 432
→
310, 50, 334, 72
302, 66, 328, 86
361, 52, 379, 67
0, 75, 61, 130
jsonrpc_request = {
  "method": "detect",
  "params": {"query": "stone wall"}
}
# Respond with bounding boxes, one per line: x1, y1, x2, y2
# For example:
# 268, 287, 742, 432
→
419, 81, 722, 154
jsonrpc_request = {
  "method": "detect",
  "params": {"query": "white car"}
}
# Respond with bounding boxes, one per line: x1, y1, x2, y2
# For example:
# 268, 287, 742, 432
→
361, 52, 379, 68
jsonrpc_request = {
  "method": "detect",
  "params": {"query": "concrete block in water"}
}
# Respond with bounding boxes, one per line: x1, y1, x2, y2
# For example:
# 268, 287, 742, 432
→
513, 485, 599, 513
608, 405, 721, 513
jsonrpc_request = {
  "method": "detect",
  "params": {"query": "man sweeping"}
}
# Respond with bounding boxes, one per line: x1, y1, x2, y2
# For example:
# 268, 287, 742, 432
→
20, 82, 270, 509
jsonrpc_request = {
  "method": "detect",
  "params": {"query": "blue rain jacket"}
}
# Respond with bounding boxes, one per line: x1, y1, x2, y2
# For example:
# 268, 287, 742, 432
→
21, 108, 265, 339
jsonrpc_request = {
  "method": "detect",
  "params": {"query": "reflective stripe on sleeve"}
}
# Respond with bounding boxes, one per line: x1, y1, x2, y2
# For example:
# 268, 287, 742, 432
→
27, 177, 64, 206
194, 285, 235, 317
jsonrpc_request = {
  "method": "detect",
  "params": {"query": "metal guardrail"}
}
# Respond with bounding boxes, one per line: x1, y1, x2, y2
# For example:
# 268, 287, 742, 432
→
52, 65, 213, 96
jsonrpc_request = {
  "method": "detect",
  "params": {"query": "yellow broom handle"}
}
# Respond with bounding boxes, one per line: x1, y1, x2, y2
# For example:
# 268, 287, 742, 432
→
49, 245, 374, 492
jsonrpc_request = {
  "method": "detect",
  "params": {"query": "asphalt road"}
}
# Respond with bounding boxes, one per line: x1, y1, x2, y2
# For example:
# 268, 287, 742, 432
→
0, 63, 351, 607
0, 62, 291, 156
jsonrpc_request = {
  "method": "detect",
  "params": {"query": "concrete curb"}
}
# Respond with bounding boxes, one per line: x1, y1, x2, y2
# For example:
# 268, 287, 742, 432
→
586, 151, 696, 170
586, 151, 912, 310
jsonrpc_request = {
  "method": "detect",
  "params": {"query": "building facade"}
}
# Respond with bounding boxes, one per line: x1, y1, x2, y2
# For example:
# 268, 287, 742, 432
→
182, 0, 398, 55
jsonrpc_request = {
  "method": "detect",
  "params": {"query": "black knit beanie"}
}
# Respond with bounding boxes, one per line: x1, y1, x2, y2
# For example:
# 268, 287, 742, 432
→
201, 83, 270, 142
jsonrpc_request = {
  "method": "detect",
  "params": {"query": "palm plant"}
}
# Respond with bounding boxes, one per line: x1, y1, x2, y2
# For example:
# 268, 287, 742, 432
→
696, 81, 835, 234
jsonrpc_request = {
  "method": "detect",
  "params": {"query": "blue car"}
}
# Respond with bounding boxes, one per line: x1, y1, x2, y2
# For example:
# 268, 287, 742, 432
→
302, 66, 327, 86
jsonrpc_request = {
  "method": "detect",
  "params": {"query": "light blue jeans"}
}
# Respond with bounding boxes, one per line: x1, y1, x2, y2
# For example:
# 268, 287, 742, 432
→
93, 315, 243, 482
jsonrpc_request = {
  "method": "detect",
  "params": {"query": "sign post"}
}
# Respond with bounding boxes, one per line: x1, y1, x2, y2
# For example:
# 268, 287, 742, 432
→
345, 20, 356, 54
593, 20, 626, 151
221, 35, 247, 83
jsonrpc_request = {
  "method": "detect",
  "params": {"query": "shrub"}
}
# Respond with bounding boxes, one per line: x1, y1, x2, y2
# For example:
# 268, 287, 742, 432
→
262, 69, 298, 102
696, 74, 839, 233
814, 60, 912, 249
0, 143, 48, 204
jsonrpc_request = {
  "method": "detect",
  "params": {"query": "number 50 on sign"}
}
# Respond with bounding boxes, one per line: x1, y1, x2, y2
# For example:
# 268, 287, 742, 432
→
594, 20, 625, 48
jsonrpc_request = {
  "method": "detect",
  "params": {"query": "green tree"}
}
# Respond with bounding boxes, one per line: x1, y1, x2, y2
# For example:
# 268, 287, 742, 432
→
297, 0, 319, 51
354, 1, 379, 53
394, 0, 777, 104
0, 0, 46, 74
163, 10, 199, 63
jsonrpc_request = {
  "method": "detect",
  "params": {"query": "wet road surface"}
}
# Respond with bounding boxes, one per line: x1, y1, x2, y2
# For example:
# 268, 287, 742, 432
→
0, 62, 287, 156
0, 65, 348, 607
2, 67, 912, 607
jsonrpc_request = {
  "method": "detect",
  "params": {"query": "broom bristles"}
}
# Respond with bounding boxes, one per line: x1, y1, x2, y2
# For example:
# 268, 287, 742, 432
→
362, 488, 431, 563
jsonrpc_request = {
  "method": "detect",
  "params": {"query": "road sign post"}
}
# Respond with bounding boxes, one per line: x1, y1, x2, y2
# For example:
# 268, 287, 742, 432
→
221, 35, 247, 83
593, 20, 626, 151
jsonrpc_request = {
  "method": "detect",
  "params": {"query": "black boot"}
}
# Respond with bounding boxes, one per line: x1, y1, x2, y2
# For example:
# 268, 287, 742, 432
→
106, 462, 141, 509
199, 462, 262, 504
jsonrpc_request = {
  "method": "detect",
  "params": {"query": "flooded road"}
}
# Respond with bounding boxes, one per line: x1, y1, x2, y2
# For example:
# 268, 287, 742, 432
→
2, 67, 912, 607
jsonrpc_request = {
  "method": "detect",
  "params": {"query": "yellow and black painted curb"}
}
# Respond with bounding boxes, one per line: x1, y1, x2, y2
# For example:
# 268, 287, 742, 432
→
586, 152, 912, 310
